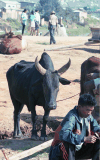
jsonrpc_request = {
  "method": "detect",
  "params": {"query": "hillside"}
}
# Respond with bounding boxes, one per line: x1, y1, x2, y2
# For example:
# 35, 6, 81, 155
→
1, 0, 100, 9
62, 0, 100, 9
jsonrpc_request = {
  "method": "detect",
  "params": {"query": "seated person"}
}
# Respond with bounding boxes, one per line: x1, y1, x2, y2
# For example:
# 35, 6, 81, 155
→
49, 93, 100, 160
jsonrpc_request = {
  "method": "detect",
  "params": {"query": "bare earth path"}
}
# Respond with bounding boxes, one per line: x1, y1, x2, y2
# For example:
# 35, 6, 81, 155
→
0, 36, 100, 160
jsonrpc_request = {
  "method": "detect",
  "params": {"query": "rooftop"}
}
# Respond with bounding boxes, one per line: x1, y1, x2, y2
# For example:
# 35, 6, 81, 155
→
0, 0, 20, 4
18, 0, 39, 3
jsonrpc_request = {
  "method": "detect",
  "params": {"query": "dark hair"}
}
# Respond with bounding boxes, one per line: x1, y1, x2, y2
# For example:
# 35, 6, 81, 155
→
35, 9, 38, 12
31, 10, 34, 14
78, 93, 96, 107
51, 13, 55, 15
23, 9, 27, 12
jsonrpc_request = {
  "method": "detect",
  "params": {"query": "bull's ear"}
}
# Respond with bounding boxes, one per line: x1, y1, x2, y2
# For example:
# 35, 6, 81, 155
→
59, 77, 71, 85
32, 78, 42, 87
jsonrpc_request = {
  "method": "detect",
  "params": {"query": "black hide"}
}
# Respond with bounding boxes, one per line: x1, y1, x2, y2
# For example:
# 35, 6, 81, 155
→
6, 52, 71, 140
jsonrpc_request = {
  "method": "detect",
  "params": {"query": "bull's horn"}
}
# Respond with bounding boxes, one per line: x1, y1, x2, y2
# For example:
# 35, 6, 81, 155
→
35, 56, 46, 75
57, 58, 71, 75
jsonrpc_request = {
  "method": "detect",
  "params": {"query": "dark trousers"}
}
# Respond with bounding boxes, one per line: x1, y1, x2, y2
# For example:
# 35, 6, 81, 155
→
49, 140, 100, 160
22, 23, 25, 35
63, 140, 100, 160
75, 140, 100, 160
49, 25, 56, 44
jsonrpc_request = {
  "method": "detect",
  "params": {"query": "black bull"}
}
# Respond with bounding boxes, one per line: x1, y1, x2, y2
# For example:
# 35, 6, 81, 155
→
6, 52, 71, 140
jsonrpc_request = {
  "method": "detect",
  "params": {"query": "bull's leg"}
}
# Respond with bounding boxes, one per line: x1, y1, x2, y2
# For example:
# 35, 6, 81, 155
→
31, 107, 39, 140
10, 93, 23, 138
40, 110, 50, 141
13, 104, 23, 138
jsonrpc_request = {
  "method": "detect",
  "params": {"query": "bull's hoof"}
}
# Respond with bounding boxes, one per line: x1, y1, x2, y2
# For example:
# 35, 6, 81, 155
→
13, 134, 23, 139
31, 135, 39, 140
40, 136, 48, 141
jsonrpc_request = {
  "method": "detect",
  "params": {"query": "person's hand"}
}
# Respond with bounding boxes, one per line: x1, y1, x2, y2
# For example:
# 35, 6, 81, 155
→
94, 132, 99, 138
84, 135, 97, 143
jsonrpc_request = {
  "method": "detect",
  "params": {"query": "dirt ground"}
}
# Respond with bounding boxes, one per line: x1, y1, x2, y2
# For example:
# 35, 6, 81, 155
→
0, 35, 100, 160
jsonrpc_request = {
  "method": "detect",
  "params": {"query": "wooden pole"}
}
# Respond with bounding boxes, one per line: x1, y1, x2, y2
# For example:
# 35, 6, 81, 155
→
1, 148, 9, 160
44, 42, 85, 51
9, 139, 53, 160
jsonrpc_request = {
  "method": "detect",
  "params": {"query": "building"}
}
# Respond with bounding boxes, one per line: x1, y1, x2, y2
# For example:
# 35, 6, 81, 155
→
0, 0, 39, 20
18, 0, 39, 9
0, 1, 23, 20
0, 0, 23, 20
1, 7, 23, 20
72, 10, 87, 24
0, 0, 21, 9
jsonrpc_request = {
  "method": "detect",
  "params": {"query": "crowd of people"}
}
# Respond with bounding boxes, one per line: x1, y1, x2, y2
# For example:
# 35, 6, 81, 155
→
21, 9, 40, 36
21, 9, 58, 44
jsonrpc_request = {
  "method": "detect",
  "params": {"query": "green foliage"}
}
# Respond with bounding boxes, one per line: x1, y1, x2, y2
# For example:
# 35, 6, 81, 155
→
38, 0, 64, 20
6, 18, 21, 30
26, 5, 35, 13
36, 42, 50, 45
86, 14, 100, 24
66, 25, 90, 36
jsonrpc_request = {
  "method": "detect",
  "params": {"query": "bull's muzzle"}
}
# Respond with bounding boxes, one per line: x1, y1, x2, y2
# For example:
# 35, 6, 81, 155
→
46, 103, 56, 110
48, 104, 56, 110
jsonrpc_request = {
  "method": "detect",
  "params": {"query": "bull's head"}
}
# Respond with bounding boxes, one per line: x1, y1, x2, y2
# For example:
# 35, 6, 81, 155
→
34, 56, 71, 110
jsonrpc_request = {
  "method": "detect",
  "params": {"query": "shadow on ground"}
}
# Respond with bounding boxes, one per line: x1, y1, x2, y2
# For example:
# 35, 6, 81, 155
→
73, 47, 100, 54
0, 114, 62, 159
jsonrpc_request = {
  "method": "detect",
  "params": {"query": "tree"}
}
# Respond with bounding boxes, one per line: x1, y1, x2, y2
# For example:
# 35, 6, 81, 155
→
38, 0, 64, 20
63, 6, 73, 21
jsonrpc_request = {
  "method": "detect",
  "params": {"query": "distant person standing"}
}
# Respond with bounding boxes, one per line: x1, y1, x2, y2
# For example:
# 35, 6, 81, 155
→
48, 11, 58, 44
21, 9, 28, 35
34, 9, 40, 36
30, 10, 36, 36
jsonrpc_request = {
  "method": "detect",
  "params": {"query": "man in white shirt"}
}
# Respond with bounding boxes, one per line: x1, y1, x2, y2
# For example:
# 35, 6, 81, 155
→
34, 9, 40, 36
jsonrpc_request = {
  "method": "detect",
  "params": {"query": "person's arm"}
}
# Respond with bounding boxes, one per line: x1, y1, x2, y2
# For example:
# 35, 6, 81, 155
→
48, 21, 50, 30
84, 116, 100, 143
91, 115, 100, 134
39, 14, 40, 25
59, 115, 84, 145
21, 13, 23, 24
56, 17, 58, 32
84, 115, 100, 143
84, 135, 97, 143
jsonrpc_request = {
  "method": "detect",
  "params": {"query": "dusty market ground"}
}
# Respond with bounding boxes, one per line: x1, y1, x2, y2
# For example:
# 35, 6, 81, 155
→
0, 36, 100, 160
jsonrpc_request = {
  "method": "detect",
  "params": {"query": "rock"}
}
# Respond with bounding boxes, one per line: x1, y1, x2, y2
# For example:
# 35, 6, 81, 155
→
56, 24, 68, 37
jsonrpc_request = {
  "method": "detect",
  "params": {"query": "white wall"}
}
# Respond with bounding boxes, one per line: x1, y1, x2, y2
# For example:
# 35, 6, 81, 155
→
0, 1, 21, 9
